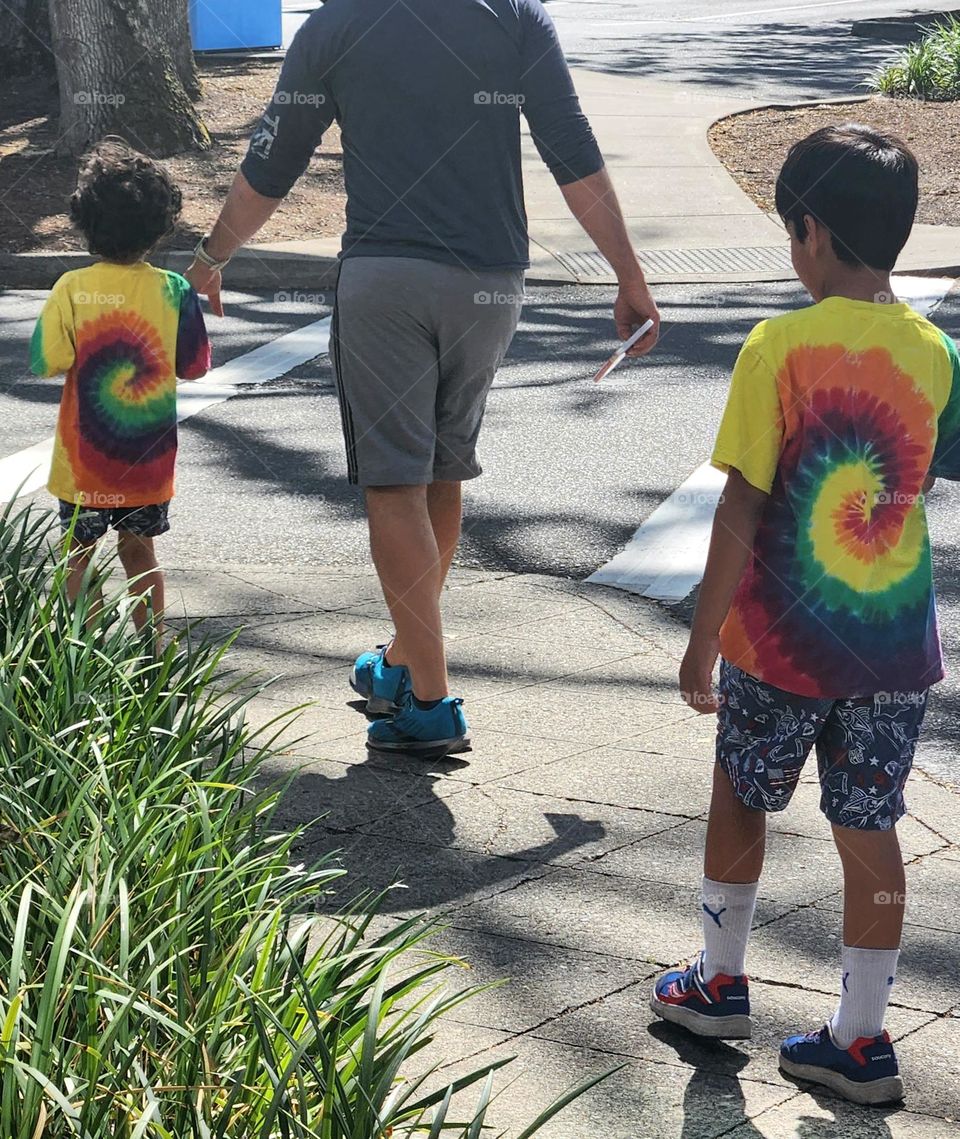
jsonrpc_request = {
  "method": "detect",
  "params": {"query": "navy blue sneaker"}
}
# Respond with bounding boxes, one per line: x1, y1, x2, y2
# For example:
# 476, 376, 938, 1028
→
367, 693, 469, 759
779, 1024, 903, 1105
350, 645, 411, 716
650, 951, 752, 1038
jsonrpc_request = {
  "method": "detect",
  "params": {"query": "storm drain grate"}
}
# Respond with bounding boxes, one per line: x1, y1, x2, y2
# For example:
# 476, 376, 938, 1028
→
554, 246, 794, 278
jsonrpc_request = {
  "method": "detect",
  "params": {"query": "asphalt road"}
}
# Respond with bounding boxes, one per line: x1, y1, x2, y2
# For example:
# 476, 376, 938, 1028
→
282, 0, 952, 100
546, 0, 954, 99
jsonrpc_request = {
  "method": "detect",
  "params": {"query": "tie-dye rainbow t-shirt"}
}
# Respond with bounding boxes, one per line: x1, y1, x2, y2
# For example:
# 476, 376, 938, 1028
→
30, 262, 210, 507
713, 296, 960, 699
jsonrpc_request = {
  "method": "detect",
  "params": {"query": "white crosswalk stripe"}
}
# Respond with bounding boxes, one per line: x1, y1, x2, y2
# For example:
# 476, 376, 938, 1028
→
0, 316, 331, 506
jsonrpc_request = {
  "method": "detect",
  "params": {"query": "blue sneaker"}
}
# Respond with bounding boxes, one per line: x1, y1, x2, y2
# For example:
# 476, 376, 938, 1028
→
367, 693, 469, 759
779, 1024, 903, 1105
350, 645, 411, 716
650, 951, 752, 1038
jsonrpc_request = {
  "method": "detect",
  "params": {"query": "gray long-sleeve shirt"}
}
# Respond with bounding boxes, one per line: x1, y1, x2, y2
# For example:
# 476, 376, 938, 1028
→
240, 0, 604, 270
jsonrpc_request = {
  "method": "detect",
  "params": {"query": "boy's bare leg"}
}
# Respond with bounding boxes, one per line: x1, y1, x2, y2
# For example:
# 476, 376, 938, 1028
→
117, 533, 165, 637
705, 762, 767, 883
66, 540, 104, 626
832, 825, 905, 948
366, 485, 448, 701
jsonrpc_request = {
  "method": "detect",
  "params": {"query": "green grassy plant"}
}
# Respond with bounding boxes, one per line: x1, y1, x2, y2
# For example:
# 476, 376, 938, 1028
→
0, 501, 616, 1137
868, 17, 960, 100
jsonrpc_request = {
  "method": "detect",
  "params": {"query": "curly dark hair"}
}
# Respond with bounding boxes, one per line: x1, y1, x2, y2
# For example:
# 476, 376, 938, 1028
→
70, 140, 183, 264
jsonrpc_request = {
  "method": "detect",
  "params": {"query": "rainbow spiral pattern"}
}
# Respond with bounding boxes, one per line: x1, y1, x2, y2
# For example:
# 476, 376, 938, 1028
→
717, 303, 960, 698
31, 265, 209, 508
74, 310, 177, 495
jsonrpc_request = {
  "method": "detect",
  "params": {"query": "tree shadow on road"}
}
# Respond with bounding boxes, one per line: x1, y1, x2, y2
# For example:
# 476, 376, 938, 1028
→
567, 20, 900, 101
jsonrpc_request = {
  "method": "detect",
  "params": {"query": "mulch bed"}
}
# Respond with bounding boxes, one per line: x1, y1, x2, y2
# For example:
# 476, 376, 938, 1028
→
709, 96, 960, 227
0, 59, 346, 255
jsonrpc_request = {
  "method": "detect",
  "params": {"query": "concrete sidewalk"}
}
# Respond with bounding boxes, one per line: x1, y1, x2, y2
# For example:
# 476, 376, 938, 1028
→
521, 69, 960, 286
167, 561, 960, 1138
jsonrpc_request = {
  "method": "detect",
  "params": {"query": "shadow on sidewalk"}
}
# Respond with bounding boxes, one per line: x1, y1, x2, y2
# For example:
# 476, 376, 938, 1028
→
268, 751, 607, 915
649, 1021, 898, 1137
650, 1022, 766, 1138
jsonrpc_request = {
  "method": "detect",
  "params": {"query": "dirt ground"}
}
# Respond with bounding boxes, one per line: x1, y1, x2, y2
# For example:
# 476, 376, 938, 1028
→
0, 59, 346, 254
709, 96, 960, 226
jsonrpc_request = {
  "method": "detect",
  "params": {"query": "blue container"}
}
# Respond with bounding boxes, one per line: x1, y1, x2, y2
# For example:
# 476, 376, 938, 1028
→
188, 0, 283, 51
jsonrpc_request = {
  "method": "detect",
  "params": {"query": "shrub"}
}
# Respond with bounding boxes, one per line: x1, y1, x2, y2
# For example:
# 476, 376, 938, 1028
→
0, 501, 612, 1137
868, 17, 960, 100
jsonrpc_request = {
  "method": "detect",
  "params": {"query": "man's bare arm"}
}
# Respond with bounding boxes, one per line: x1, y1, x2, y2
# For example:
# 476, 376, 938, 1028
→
560, 168, 660, 356
185, 172, 283, 316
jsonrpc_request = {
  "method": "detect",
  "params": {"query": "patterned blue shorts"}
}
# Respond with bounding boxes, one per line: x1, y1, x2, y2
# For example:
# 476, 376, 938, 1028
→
716, 661, 928, 831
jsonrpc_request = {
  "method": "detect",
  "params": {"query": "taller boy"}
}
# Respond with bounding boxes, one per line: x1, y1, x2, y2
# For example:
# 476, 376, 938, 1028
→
652, 125, 960, 1105
186, 0, 659, 757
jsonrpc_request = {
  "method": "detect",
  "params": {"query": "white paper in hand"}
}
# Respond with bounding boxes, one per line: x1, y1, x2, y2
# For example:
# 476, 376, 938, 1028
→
593, 318, 656, 383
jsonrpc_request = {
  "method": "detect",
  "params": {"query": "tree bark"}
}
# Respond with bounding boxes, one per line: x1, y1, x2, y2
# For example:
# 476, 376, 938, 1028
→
152, 0, 202, 102
47, 0, 210, 158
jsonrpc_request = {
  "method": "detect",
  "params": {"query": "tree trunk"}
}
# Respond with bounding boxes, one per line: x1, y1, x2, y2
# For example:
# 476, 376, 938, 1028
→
1, 0, 54, 74
47, 0, 210, 158
152, 0, 202, 102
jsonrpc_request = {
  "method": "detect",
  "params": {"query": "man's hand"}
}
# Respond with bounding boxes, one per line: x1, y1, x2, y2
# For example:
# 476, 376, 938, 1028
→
615, 276, 660, 357
185, 260, 224, 318
679, 633, 721, 714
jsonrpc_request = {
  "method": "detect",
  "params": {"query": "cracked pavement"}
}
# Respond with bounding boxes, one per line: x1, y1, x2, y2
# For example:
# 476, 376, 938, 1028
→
160, 561, 960, 1138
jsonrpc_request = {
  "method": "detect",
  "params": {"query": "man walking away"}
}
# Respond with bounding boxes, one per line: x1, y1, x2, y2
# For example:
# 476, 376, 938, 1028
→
186, 0, 660, 758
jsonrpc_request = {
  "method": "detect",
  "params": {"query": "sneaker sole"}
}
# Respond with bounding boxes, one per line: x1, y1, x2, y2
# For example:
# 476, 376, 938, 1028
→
367, 736, 470, 760
649, 995, 752, 1039
778, 1057, 904, 1105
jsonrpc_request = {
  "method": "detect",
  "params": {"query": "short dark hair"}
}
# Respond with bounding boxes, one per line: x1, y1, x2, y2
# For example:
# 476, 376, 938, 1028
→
70, 140, 182, 264
775, 124, 919, 271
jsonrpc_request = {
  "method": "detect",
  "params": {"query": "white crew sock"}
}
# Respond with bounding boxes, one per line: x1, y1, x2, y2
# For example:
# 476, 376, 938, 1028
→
829, 945, 899, 1048
700, 876, 759, 981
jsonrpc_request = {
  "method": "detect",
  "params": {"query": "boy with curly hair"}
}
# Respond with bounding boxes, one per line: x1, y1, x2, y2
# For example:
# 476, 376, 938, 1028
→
650, 125, 960, 1105
30, 140, 211, 636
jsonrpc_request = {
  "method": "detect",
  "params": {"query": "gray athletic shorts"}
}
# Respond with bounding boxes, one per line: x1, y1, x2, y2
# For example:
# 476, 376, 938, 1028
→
331, 256, 524, 487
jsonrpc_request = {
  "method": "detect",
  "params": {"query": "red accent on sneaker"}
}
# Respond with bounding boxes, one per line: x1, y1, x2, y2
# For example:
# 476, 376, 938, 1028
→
848, 1030, 891, 1067
704, 972, 747, 1002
